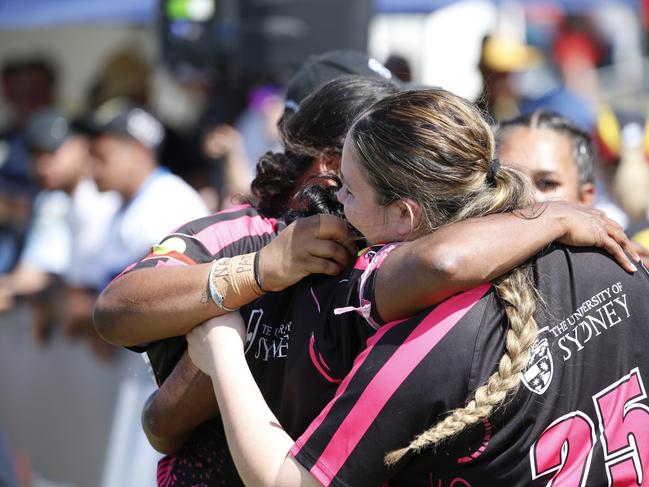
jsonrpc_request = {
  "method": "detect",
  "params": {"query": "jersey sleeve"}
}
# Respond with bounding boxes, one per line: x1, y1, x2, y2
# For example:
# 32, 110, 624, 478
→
116, 222, 212, 278
115, 204, 284, 277
290, 284, 492, 487
119, 205, 284, 384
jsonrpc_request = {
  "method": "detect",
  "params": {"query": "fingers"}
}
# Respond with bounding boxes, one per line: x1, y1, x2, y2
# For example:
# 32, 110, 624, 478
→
603, 217, 640, 262
307, 239, 352, 267
615, 231, 641, 264
601, 236, 637, 273
305, 257, 344, 276
316, 214, 356, 255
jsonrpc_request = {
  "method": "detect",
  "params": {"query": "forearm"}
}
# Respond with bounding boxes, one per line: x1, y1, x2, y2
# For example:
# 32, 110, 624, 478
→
2, 263, 52, 296
142, 351, 220, 454
94, 264, 222, 346
375, 204, 563, 322
142, 391, 191, 455
208, 331, 317, 487
94, 214, 356, 346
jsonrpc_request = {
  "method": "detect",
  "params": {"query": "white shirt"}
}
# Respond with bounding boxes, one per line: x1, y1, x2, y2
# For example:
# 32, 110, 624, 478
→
20, 190, 72, 275
65, 180, 122, 288
95, 168, 208, 289
19, 180, 122, 288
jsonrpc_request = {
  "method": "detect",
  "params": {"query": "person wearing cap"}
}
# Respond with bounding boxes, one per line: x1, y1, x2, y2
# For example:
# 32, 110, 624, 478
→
0, 109, 120, 348
79, 97, 209, 288
282, 49, 393, 118
477, 34, 542, 122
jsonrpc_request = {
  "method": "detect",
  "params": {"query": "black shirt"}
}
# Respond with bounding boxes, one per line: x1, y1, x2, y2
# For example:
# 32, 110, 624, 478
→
291, 245, 649, 486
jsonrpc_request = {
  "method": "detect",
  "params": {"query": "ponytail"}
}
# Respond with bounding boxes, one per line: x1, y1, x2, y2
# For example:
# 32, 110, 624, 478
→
250, 151, 314, 218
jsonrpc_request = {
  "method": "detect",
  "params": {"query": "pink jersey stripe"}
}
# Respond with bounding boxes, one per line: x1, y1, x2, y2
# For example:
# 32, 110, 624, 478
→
309, 335, 342, 384
152, 255, 192, 268
111, 261, 138, 282
157, 455, 176, 487
294, 284, 490, 485
167, 204, 253, 234
291, 317, 409, 459
217, 203, 254, 215
195, 214, 277, 255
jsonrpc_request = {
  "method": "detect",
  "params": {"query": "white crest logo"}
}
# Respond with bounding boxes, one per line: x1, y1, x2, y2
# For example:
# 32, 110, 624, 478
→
521, 330, 554, 395
244, 308, 264, 355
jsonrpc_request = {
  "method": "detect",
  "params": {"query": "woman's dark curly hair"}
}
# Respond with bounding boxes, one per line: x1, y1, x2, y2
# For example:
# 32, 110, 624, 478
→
251, 75, 399, 217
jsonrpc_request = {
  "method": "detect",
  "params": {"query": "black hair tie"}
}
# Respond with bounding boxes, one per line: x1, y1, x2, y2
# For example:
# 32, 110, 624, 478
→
486, 158, 500, 186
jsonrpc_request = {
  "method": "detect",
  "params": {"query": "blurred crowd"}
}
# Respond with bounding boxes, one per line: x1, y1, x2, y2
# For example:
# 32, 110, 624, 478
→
1, 1, 649, 485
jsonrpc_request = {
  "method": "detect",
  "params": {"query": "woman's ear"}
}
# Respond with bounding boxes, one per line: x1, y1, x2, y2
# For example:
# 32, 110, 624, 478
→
394, 199, 422, 239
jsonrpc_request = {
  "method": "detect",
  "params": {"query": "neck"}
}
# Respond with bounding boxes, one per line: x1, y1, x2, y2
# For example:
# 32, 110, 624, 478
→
61, 171, 84, 195
120, 166, 157, 202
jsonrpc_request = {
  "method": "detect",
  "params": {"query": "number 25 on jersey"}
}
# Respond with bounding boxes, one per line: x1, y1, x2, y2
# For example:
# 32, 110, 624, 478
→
531, 368, 649, 486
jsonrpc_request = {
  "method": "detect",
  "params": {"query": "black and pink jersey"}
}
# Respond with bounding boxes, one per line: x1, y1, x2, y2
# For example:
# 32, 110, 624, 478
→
121, 204, 284, 384
239, 245, 390, 438
122, 205, 387, 487
291, 245, 649, 486
117, 204, 283, 487
157, 241, 390, 486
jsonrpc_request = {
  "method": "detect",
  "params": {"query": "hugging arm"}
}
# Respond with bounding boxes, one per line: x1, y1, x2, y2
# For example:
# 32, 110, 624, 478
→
372, 201, 637, 323
94, 214, 355, 347
142, 351, 218, 455
187, 314, 321, 487
141, 202, 636, 452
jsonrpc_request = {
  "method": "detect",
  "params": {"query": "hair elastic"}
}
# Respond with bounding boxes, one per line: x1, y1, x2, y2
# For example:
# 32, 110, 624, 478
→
486, 158, 500, 186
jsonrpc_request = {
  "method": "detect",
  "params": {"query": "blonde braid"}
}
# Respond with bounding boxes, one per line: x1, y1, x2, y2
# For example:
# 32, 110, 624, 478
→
347, 88, 541, 467
385, 267, 538, 465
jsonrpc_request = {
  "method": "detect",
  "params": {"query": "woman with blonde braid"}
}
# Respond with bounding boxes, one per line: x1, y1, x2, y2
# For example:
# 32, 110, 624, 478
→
188, 88, 649, 486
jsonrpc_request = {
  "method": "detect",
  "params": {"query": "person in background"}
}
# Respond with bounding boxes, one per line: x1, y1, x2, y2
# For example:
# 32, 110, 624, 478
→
0, 58, 56, 188
476, 34, 542, 122
497, 110, 595, 205
0, 110, 121, 352
0, 58, 57, 274
233, 85, 284, 180
498, 109, 649, 265
68, 98, 208, 354
79, 97, 208, 485
80, 97, 208, 289
201, 122, 256, 210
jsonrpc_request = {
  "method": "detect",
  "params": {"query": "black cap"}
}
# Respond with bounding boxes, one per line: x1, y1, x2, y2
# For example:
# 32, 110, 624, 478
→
284, 50, 394, 114
76, 97, 164, 150
24, 109, 72, 153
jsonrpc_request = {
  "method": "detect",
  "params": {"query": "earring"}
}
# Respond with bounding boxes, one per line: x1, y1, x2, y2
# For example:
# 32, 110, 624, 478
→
403, 202, 415, 235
